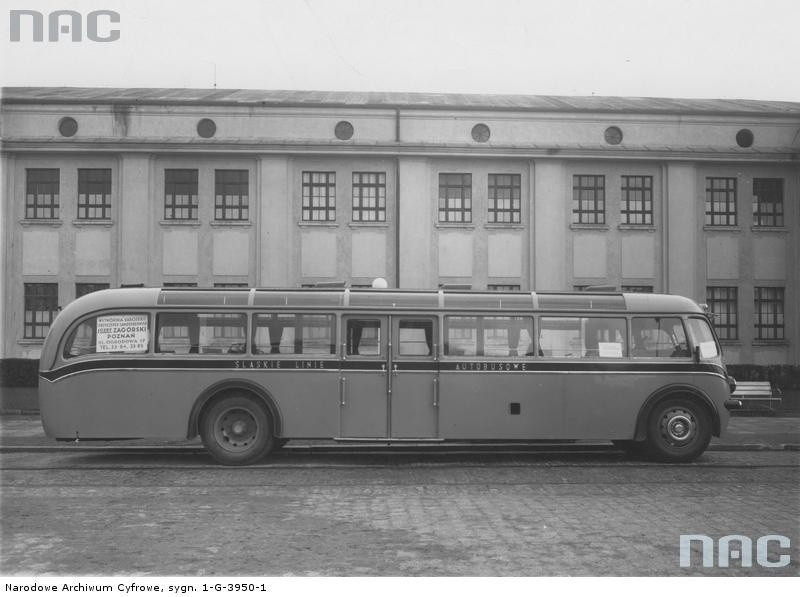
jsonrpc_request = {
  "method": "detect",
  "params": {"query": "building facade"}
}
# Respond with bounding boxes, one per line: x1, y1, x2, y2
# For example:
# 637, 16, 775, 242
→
1, 87, 799, 371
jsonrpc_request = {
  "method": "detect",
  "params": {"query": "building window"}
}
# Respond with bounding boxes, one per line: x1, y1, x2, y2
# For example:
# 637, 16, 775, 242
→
164, 169, 199, 220
620, 175, 653, 225
754, 287, 784, 340
488, 284, 521, 291
215, 170, 249, 221
706, 286, 738, 340
163, 282, 198, 288
488, 174, 521, 224
572, 175, 605, 225
24, 283, 58, 339
705, 177, 737, 226
77, 169, 112, 220
302, 171, 336, 221
752, 178, 784, 228
352, 172, 386, 222
622, 285, 653, 293
438, 173, 472, 223
76, 283, 110, 298
25, 169, 60, 220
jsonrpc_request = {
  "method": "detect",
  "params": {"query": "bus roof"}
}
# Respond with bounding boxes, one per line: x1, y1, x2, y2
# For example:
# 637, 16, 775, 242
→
55, 287, 705, 315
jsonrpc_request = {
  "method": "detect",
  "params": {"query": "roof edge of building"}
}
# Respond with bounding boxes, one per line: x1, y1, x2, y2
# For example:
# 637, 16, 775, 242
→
2, 86, 800, 116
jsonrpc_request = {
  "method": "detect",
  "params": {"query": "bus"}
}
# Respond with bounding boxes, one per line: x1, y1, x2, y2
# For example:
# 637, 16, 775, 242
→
38, 287, 741, 465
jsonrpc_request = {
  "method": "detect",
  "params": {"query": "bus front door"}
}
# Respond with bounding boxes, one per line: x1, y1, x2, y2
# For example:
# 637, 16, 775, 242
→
340, 316, 389, 438
339, 316, 439, 439
390, 317, 438, 438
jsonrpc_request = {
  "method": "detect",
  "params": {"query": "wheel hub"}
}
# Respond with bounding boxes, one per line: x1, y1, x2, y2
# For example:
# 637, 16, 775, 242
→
661, 409, 696, 444
216, 408, 258, 451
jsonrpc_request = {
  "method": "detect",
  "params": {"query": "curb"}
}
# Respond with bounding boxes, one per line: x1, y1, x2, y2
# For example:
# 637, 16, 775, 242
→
2, 443, 799, 453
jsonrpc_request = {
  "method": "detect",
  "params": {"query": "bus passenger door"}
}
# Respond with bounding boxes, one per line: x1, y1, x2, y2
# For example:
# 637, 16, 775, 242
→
390, 317, 438, 438
339, 316, 389, 438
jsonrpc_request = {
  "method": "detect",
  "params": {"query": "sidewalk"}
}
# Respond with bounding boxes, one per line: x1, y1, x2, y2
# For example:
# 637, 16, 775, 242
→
1, 412, 798, 451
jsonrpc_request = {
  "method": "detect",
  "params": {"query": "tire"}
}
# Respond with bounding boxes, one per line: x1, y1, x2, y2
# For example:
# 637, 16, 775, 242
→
200, 394, 274, 466
644, 398, 712, 463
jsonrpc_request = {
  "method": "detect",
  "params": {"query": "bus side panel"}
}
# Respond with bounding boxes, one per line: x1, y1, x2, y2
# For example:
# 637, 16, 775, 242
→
561, 371, 731, 439
561, 371, 643, 439
438, 371, 564, 439
39, 370, 195, 439
245, 369, 340, 438
40, 368, 343, 440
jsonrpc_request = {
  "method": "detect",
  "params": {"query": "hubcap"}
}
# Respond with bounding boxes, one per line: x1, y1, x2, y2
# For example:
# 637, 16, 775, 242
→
660, 408, 696, 445
215, 407, 259, 453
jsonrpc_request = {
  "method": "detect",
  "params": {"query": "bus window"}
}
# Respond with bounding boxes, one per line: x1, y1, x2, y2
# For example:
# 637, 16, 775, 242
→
687, 317, 720, 359
631, 317, 690, 358
252, 314, 336, 355
155, 313, 246, 355
584, 317, 627, 358
398, 320, 433, 356
347, 319, 382, 356
444, 316, 533, 357
483, 317, 533, 357
64, 313, 150, 358
539, 317, 627, 358
445, 317, 478, 356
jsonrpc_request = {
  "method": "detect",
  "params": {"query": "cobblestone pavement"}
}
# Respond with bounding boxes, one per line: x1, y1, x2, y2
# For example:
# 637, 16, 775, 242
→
1, 450, 798, 576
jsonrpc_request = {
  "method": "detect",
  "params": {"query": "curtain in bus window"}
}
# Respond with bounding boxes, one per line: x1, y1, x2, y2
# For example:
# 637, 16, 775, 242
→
444, 316, 533, 357
398, 320, 433, 356
631, 317, 690, 358
253, 314, 336, 355
156, 313, 246, 354
347, 319, 381, 356
156, 313, 195, 354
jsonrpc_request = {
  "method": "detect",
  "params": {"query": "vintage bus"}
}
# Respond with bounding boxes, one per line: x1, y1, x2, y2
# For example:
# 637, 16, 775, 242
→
38, 287, 740, 465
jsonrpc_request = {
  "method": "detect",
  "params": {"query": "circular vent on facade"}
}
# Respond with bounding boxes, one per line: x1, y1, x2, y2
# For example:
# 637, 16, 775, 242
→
471, 123, 491, 143
197, 118, 217, 138
604, 126, 623, 145
335, 121, 354, 140
736, 128, 754, 148
58, 117, 78, 137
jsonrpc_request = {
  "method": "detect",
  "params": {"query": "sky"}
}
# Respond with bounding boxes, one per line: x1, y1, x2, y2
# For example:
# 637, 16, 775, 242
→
1, 0, 799, 101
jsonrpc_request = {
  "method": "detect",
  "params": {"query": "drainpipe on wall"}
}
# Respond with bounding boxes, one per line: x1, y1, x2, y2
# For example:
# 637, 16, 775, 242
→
395, 108, 401, 288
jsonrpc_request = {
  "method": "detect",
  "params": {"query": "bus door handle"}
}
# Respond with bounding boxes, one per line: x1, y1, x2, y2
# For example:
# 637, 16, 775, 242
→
392, 363, 399, 376
380, 363, 387, 376
433, 377, 439, 407
340, 376, 346, 406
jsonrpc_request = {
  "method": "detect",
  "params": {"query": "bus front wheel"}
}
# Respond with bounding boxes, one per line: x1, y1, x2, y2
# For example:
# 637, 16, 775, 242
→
645, 398, 711, 463
200, 394, 274, 466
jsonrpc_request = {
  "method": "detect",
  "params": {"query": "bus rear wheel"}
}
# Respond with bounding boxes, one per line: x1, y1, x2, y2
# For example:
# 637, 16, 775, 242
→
644, 398, 711, 463
200, 394, 274, 466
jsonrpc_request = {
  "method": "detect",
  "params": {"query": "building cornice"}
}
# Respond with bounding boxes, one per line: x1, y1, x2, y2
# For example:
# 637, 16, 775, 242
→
2, 139, 798, 163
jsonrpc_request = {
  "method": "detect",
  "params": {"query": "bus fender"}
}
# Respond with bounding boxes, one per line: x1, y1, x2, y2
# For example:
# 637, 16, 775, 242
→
633, 384, 721, 442
187, 379, 283, 440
